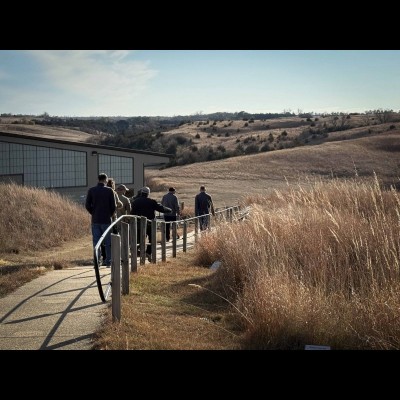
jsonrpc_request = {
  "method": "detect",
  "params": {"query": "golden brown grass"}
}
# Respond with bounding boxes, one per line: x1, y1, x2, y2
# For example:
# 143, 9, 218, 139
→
0, 183, 91, 254
2, 121, 400, 349
93, 251, 243, 350
0, 183, 93, 297
192, 175, 400, 349
0, 121, 95, 143
0, 265, 47, 297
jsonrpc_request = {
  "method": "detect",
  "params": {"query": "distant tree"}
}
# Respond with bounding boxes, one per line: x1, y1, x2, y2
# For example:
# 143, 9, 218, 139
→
116, 119, 129, 133
235, 143, 245, 155
166, 142, 177, 155
374, 108, 393, 124
338, 113, 350, 130
245, 144, 259, 154
40, 111, 50, 119
260, 143, 270, 152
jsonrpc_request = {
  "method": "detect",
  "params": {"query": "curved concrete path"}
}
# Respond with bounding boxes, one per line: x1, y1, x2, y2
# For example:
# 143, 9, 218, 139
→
0, 266, 109, 350
0, 231, 199, 350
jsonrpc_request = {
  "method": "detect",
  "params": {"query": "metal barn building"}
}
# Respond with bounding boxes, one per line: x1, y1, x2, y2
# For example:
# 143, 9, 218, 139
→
0, 131, 171, 202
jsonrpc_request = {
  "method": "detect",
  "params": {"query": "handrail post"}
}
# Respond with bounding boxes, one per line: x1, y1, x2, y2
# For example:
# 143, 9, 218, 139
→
130, 217, 138, 273
172, 222, 177, 258
194, 218, 199, 242
111, 233, 121, 322
183, 220, 187, 252
161, 220, 166, 262
140, 216, 146, 265
151, 219, 157, 263
121, 221, 129, 295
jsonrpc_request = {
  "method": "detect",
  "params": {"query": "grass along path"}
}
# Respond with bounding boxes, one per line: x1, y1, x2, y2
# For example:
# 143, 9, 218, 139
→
93, 251, 243, 350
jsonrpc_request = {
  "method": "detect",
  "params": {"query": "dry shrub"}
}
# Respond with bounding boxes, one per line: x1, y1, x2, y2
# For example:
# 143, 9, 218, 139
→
146, 177, 171, 192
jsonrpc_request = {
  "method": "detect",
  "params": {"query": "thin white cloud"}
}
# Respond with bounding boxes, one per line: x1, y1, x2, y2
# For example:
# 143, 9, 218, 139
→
26, 50, 157, 114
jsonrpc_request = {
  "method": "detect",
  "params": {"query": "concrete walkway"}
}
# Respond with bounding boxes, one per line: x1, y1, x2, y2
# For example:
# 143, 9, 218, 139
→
0, 234, 197, 350
0, 266, 110, 350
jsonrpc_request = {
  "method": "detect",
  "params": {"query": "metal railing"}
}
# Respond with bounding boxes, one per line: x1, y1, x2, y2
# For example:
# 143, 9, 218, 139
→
92, 205, 250, 320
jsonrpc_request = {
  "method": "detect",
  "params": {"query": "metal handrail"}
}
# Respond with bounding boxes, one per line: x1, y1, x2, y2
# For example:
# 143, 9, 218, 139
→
93, 205, 248, 302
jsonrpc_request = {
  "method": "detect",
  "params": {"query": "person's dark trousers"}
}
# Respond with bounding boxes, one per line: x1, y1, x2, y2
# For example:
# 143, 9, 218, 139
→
164, 215, 177, 241
91, 223, 112, 266
199, 214, 209, 231
101, 243, 106, 260
136, 221, 153, 257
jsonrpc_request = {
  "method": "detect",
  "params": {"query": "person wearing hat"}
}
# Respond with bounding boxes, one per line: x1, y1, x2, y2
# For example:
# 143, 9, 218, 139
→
131, 186, 172, 261
161, 187, 181, 242
115, 184, 131, 233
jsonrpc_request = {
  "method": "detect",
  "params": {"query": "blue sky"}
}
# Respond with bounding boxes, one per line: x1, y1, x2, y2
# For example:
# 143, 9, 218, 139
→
0, 50, 399, 117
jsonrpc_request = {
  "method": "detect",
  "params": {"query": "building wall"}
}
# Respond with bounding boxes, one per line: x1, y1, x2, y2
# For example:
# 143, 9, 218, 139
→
0, 132, 170, 203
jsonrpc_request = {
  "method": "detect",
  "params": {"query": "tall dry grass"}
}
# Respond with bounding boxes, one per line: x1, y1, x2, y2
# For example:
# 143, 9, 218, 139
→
0, 183, 91, 254
193, 175, 400, 349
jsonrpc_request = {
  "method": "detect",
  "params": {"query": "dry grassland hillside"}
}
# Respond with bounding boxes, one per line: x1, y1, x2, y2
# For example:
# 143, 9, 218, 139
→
147, 131, 400, 208
2, 115, 399, 209
0, 118, 95, 143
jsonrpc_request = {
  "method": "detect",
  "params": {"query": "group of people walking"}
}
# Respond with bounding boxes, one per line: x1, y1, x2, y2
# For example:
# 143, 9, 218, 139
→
85, 173, 215, 266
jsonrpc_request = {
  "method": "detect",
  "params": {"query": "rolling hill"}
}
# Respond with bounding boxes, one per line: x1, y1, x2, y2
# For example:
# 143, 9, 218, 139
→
147, 130, 400, 207
1, 114, 399, 208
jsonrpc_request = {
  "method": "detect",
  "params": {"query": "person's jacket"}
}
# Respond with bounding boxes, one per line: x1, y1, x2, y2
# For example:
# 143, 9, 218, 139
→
116, 193, 131, 218
112, 190, 123, 221
131, 195, 172, 220
195, 191, 214, 216
85, 183, 116, 224
161, 192, 180, 216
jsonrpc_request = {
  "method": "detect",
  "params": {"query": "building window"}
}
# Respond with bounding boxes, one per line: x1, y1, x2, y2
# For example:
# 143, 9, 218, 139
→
98, 154, 133, 184
0, 141, 87, 188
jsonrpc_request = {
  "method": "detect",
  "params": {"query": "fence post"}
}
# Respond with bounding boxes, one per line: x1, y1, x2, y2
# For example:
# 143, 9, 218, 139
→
183, 220, 187, 252
151, 219, 157, 263
121, 221, 129, 295
161, 220, 166, 262
172, 222, 177, 258
111, 233, 121, 322
229, 207, 233, 223
195, 218, 199, 242
130, 217, 138, 273
140, 216, 146, 265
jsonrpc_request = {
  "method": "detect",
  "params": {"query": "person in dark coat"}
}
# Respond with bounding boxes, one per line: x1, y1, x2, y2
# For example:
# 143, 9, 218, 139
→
195, 185, 215, 231
85, 173, 116, 267
131, 186, 172, 261
161, 187, 181, 242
